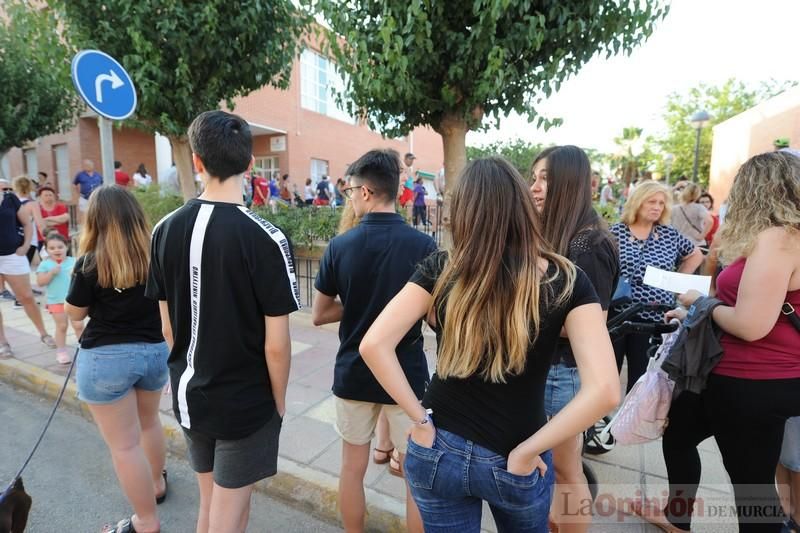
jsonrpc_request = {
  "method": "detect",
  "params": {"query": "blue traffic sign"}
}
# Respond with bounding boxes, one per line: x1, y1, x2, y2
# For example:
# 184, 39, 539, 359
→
71, 50, 137, 121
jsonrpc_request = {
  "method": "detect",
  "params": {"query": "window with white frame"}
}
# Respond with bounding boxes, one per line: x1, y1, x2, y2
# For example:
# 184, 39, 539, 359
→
300, 49, 355, 124
23, 149, 38, 178
254, 156, 279, 180
310, 159, 329, 182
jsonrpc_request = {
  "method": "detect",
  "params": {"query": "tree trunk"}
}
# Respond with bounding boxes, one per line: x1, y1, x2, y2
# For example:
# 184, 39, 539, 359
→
435, 113, 469, 247
169, 135, 196, 202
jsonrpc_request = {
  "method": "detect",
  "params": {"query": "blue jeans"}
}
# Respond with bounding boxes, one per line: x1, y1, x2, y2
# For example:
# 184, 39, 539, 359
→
76, 341, 169, 404
544, 363, 580, 418
404, 427, 554, 532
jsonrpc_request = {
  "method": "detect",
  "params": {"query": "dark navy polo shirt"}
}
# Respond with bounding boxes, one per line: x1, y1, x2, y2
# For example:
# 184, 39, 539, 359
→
315, 212, 437, 404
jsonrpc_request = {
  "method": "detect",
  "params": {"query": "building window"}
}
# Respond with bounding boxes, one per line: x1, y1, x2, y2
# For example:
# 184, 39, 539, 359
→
300, 49, 355, 124
310, 159, 329, 182
254, 156, 279, 180
23, 149, 37, 178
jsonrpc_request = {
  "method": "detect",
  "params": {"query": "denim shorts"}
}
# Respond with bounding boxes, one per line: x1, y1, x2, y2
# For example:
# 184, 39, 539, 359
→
544, 363, 580, 418
781, 417, 800, 472
404, 427, 553, 533
76, 342, 169, 404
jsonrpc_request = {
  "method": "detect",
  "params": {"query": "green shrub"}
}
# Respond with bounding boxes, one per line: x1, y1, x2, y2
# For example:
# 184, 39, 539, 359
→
132, 185, 184, 227
251, 205, 341, 250
594, 202, 620, 225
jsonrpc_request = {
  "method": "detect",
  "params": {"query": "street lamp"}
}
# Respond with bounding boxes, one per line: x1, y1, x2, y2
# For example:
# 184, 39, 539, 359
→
664, 153, 674, 186
690, 110, 710, 182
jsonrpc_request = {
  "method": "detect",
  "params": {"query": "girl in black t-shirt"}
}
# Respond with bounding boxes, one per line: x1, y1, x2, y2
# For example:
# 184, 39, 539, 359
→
530, 146, 620, 533
65, 186, 166, 533
360, 157, 620, 532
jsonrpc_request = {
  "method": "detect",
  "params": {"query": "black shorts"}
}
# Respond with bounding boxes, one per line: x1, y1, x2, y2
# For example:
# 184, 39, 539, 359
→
25, 245, 37, 265
181, 411, 282, 489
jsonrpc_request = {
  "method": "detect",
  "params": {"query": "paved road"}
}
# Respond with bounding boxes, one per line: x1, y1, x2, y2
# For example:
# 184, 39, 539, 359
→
0, 382, 340, 532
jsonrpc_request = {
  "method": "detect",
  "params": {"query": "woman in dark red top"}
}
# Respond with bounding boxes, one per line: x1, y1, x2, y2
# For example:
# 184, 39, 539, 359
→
36, 186, 69, 243
659, 152, 800, 533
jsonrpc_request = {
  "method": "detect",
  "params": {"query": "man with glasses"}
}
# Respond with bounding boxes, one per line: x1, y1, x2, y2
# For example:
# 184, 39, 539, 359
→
312, 149, 435, 533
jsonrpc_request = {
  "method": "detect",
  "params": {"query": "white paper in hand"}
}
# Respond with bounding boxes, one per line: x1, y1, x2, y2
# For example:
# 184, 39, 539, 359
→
643, 266, 711, 295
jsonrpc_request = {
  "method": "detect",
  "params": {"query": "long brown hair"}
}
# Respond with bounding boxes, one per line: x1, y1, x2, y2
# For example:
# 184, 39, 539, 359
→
430, 157, 575, 383
533, 145, 602, 256
79, 185, 151, 288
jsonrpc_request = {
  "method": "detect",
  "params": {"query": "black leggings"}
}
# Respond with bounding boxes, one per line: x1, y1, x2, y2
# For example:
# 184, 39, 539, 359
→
612, 331, 653, 392
662, 374, 800, 532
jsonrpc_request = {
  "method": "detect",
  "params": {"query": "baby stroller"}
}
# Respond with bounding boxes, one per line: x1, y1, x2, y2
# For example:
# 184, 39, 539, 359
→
580, 302, 680, 500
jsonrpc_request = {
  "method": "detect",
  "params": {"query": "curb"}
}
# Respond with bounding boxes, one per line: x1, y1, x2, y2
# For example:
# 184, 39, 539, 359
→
0, 357, 405, 532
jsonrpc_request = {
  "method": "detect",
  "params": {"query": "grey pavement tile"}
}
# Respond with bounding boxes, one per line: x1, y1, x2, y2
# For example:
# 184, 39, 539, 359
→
310, 439, 386, 486
285, 383, 331, 416
296, 364, 336, 391
369, 467, 408, 500
18, 350, 59, 368
288, 355, 330, 383
279, 415, 340, 464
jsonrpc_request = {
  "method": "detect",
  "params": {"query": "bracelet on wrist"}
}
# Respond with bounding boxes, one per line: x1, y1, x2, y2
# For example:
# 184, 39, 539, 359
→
412, 408, 433, 426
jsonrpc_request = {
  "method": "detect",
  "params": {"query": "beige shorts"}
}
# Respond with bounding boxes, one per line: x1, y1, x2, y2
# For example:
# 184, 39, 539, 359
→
78, 196, 89, 212
334, 397, 412, 454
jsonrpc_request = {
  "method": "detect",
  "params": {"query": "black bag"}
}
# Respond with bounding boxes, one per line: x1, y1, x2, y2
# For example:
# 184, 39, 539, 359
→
783, 302, 800, 333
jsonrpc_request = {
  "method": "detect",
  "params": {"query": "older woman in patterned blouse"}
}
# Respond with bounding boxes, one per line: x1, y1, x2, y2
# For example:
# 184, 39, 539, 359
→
610, 181, 703, 391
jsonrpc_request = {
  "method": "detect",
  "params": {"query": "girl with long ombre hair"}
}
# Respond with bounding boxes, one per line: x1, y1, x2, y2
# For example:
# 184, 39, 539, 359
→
66, 186, 168, 533
360, 157, 620, 532
530, 145, 619, 533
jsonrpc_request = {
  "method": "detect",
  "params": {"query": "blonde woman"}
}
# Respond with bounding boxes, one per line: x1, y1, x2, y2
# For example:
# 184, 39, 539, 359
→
654, 151, 800, 533
610, 181, 703, 391
359, 157, 620, 532
66, 186, 168, 533
12, 176, 45, 265
670, 183, 712, 248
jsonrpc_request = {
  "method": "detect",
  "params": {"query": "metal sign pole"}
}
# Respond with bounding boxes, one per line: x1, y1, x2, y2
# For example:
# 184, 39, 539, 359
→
98, 116, 115, 185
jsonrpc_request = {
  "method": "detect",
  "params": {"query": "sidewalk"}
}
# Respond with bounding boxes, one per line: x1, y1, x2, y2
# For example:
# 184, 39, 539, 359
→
0, 295, 738, 532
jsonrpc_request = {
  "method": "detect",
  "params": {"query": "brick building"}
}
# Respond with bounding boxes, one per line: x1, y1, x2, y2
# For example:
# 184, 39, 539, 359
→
2, 43, 443, 202
708, 85, 800, 208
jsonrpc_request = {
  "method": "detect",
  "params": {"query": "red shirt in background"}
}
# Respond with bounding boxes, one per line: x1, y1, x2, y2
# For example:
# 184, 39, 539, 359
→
252, 176, 269, 206
38, 203, 70, 241
115, 170, 131, 187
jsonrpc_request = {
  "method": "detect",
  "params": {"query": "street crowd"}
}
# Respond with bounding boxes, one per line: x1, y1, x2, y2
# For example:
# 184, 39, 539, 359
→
0, 110, 797, 533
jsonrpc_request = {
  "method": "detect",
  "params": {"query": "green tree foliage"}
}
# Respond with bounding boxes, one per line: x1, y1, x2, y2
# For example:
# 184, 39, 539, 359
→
653, 78, 797, 186
466, 139, 547, 177
0, 1, 81, 176
314, 0, 669, 195
57, 1, 309, 200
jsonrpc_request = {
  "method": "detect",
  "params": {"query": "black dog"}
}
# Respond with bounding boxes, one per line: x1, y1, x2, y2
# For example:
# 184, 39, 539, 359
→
0, 478, 31, 533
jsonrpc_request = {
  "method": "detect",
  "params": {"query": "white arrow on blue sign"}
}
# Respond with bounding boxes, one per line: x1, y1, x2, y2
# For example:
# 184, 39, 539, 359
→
71, 50, 137, 121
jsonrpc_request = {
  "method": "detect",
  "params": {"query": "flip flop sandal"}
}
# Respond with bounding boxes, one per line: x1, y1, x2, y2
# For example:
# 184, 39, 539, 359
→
56, 350, 71, 365
102, 517, 137, 533
156, 470, 168, 505
41, 334, 56, 349
372, 447, 394, 465
388, 450, 404, 478
0, 342, 12, 359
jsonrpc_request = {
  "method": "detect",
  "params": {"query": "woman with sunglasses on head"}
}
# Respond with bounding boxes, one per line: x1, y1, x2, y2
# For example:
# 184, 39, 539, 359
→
529, 146, 620, 533
359, 157, 620, 532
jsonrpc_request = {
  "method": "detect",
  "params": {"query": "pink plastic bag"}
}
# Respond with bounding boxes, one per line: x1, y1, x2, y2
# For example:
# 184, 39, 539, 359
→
602, 326, 680, 445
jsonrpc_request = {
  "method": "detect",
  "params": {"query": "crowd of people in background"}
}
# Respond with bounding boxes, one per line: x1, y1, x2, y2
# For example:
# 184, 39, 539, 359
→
0, 111, 797, 533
